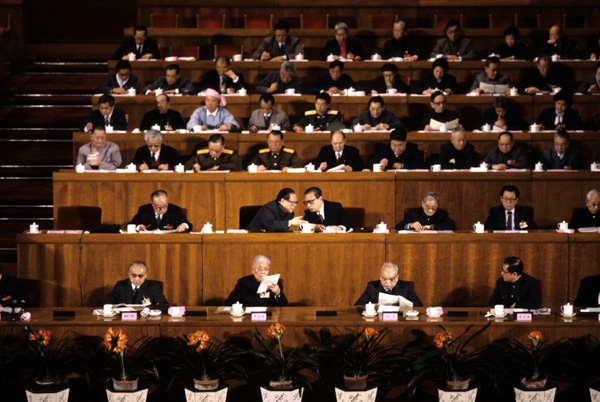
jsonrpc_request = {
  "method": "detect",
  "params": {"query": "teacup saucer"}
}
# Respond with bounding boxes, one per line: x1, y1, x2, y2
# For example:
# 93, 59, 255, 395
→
560, 312, 576, 318
491, 312, 508, 318
230, 311, 245, 317
426, 314, 441, 319
101, 311, 118, 317
405, 310, 419, 317
362, 311, 377, 318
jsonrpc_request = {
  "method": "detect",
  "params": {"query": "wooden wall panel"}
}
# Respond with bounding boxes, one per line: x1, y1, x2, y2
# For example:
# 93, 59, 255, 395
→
568, 234, 600, 303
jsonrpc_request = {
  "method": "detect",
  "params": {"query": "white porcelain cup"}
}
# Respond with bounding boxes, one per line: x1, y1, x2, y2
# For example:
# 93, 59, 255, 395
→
436, 54, 444, 59
354, 124, 363, 132
535, 162, 543, 171
128, 53, 136, 61
377, 223, 387, 232
151, 124, 161, 131
305, 124, 314, 133
552, 54, 559, 62
557, 221, 569, 231
238, 88, 247, 96
530, 124, 539, 133
327, 54, 335, 61
128, 88, 136, 96
76, 164, 85, 173
105, 125, 113, 133
494, 304, 504, 315
386, 88, 397, 95
171, 306, 180, 316
482, 123, 491, 132
232, 54, 242, 62
175, 163, 184, 173
510, 87, 518, 96
371, 53, 381, 61
247, 163, 258, 173
431, 164, 441, 172
473, 222, 484, 233
480, 162, 488, 170
154, 88, 163, 96
372, 163, 381, 172
300, 223, 312, 233
29, 222, 39, 234
193, 125, 203, 133
127, 163, 136, 172
365, 302, 376, 315
552, 86, 561, 94
285, 88, 295, 95
232, 302, 243, 315
296, 53, 304, 60
561, 303, 573, 315
202, 223, 213, 233
439, 124, 447, 132
127, 224, 136, 233
591, 162, 599, 171
305, 163, 315, 172
103, 304, 113, 314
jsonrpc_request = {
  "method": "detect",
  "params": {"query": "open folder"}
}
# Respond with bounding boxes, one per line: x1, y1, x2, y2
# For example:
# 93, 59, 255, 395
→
257, 274, 280, 293
378, 292, 413, 307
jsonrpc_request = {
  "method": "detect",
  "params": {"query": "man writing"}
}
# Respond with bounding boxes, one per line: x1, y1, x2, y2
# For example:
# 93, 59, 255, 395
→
186, 89, 240, 132
249, 131, 302, 171
352, 96, 404, 131
395, 192, 455, 231
184, 134, 242, 172
307, 60, 360, 95
488, 256, 541, 309
102, 261, 168, 305
370, 127, 425, 170
97, 60, 140, 95
130, 129, 179, 171
129, 190, 193, 232
313, 131, 364, 172
76, 126, 122, 170
246, 188, 305, 232
255, 61, 304, 95
355, 262, 422, 307
293, 93, 344, 132
303, 187, 353, 232
248, 93, 292, 131
81, 95, 128, 132
143, 64, 194, 95
112, 25, 160, 60
251, 21, 303, 61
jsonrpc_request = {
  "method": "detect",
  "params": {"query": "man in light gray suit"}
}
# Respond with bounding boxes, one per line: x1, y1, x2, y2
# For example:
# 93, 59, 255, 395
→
251, 21, 303, 61
248, 93, 292, 131
76, 126, 122, 170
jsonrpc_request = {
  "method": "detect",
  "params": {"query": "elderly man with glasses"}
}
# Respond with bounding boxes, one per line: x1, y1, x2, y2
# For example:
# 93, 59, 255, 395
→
224, 255, 288, 307
487, 256, 541, 309
129, 189, 193, 232
246, 188, 306, 232
569, 189, 600, 229
102, 261, 168, 305
302, 186, 353, 232
355, 262, 422, 307
395, 192, 455, 231
130, 129, 179, 171
484, 185, 537, 230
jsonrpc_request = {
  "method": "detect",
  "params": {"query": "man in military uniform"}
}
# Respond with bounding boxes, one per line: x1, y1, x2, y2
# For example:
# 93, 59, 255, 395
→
184, 134, 242, 171
249, 130, 303, 171
293, 93, 345, 133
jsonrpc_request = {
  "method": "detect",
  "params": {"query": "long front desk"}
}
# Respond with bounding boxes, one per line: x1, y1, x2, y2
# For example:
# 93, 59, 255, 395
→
16, 232, 600, 312
54, 170, 600, 230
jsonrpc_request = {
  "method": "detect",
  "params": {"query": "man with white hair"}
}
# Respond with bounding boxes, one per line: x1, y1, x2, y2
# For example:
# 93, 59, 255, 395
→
130, 129, 179, 171
255, 61, 304, 94
355, 262, 422, 306
395, 192, 456, 231
224, 255, 288, 306
382, 20, 420, 60
186, 89, 239, 131
569, 189, 600, 229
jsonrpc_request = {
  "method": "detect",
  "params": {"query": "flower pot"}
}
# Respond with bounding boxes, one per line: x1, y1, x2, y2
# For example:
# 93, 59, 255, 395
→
590, 384, 600, 401
520, 377, 547, 390
446, 379, 470, 390
113, 377, 139, 391
438, 386, 478, 402
514, 382, 556, 402
184, 384, 228, 402
343, 374, 368, 390
194, 378, 219, 390
260, 386, 303, 402
35, 377, 58, 386
269, 379, 294, 389
335, 385, 378, 402
25, 384, 69, 402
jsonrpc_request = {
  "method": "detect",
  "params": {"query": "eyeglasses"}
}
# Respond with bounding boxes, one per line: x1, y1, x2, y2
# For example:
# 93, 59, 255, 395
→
500, 269, 510, 275
147, 144, 161, 148
285, 199, 298, 205
423, 206, 438, 211
254, 265, 270, 272
152, 203, 168, 211
381, 276, 398, 283
588, 203, 600, 207
501, 197, 517, 202
432, 101, 446, 106
303, 197, 318, 205
130, 273, 146, 278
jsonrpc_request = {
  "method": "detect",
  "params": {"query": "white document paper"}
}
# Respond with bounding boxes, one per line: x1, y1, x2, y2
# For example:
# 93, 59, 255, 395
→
378, 292, 413, 307
479, 82, 508, 94
257, 274, 280, 293
430, 118, 459, 130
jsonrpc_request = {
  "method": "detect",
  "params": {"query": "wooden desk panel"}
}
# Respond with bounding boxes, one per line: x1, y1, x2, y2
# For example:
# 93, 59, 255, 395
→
568, 233, 600, 304
394, 171, 532, 230
201, 233, 385, 306
385, 233, 569, 312
53, 171, 226, 230
223, 172, 396, 228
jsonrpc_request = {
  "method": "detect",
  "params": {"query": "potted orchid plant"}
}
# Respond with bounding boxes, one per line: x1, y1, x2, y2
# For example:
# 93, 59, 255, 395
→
21, 326, 76, 386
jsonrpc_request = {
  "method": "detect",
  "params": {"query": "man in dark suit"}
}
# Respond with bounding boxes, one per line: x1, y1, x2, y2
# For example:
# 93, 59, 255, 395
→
130, 129, 179, 171
576, 62, 600, 94
569, 189, 600, 229
303, 187, 353, 232
246, 188, 306, 232
251, 21, 304, 61
370, 127, 425, 170
352, 96, 404, 131
102, 261, 168, 305
81, 94, 128, 132
484, 185, 538, 230
355, 262, 422, 307
439, 127, 476, 170
488, 256, 541, 309
369, 63, 409, 94
482, 132, 528, 170
539, 130, 583, 170
522, 55, 565, 94
198, 56, 246, 94
313, 131, 364, 172
97, 60, 140, 95
142, 64, 194, 95
139, 94, 186, 131
574, 275, 600, 307
319, 22, 367, 61
0, 263, 29, 307
255, 61, 304, 95
479, 97, 525, 131
307, 60, 360, 95
129, 189, 193, 232
224, 255, 288, 307
537, 91, 583, 131
395, 192, 456, 231
111, 25, 161, 60
539, 25, 579, 60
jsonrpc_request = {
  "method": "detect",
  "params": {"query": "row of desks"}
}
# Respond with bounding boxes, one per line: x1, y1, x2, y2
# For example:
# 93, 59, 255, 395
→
94, 93, 600, 131
54, 169, 600, 230
72, 130, 600, 172
15, 232, 600, 312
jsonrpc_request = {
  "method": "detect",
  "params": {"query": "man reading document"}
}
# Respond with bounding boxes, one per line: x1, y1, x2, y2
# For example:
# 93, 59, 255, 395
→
355, 262, 422, 307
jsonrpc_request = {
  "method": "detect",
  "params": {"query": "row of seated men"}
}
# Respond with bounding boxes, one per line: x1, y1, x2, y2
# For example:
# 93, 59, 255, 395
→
111, 22, 600, 63
78, 121, 600, 175
100, 51, 600, 100
4, 255, 600, 310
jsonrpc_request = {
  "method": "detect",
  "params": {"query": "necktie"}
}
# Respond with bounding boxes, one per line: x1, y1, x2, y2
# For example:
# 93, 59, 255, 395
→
156, 214, 162, 227
137, 45, 142, 57
132, 287, 139, 301
105, 116, 109, 126
336, 152, 341, 163
264, 114, 271, 128
507, 211, 513, 230
317, 212, 325, 224
219, 77, 226, 94
151, 152, 156, 163
339, 42, 346, 58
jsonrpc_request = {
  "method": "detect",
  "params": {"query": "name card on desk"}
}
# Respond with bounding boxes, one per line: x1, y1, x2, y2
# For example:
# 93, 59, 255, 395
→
251, 312, 267, 321
516, 313, 532, 321
382, 312, 399, 321
122, 312, 138, 320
